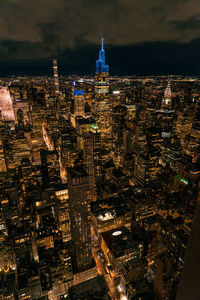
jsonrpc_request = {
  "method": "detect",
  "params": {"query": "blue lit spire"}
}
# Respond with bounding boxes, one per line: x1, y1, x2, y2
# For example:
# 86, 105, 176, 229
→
96, 37, 109, 73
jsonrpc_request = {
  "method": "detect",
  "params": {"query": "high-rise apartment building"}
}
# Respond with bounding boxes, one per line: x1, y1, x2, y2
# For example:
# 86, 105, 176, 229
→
53, 59, 59, 95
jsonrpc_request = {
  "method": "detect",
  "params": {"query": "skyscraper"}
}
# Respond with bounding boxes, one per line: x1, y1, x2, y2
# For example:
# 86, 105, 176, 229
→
94, 38, 111, 149
176, 191, 200, 300
162, 80, 172, 108
53, 59, 59, 95
96, 38, 109, 73
73, 90, 85, 117
95, 38, 109, 95
91, 124, 101, 180
67, 165, 93, 273
0, 139, 6, 172
83, 133, 95, 202
0, 86, 15, 121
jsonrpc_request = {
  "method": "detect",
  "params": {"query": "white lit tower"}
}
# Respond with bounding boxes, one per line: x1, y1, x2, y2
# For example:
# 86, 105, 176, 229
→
162, 80, 172, 109
53, 58, 59, 95
0, 86, 15, 121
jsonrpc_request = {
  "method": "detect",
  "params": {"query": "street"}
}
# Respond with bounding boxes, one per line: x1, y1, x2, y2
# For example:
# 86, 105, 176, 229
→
92, 247, 120, 299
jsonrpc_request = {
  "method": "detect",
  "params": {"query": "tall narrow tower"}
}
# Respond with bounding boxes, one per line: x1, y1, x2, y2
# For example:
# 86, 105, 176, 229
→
162, 80, 172, 108
83, 132, 95, 201
96, 37, 109, 73
0, 86, 15, 121
53, 59, 59, 95
176, 190, 200, 300
96, 38, 109, 73
95, 38, 109, 94
94, 38, 111, 149
67, 165, 93, 272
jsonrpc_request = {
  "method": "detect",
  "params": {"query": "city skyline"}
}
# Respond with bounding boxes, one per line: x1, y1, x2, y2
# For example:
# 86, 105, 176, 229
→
0, 1, 200, 300
0, 42, 199, 299
1, 38, 200, 76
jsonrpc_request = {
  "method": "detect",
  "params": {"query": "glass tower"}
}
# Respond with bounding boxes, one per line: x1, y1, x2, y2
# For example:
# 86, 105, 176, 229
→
96, 38, 109, 73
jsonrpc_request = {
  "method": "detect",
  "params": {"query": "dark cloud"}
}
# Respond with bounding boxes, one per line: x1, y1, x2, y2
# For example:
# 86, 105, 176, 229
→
172, 16, 200, 31
0, 0, 200, 60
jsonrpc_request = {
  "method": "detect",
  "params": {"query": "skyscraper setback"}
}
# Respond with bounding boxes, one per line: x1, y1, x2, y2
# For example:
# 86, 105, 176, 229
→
95, 38, 110, 95
94, 38, 111, 149
96, 38, 109, 73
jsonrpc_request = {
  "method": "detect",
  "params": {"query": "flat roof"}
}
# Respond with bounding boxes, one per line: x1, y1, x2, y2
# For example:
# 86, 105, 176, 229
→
101, 227, 139, 258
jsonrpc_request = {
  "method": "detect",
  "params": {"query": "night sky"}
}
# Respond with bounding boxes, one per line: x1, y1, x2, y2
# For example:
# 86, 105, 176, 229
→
1, 0, 200, 76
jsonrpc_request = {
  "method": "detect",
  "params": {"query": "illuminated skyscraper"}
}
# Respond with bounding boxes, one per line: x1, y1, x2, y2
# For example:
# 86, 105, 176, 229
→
83, 133, 95, 201
96, 38, 109, 73
91, 124, 101, 180
94, 38, 111, 149
162, 80, 172, 108
0, 139, 6, 172
95, 38, 109, 95
53, 59, 59, 95
0, 86, 15, 121
73, 90, 85, 117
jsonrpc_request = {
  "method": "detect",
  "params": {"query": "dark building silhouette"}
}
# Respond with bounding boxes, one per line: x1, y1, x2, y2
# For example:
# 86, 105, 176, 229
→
176, 191, 200, 300
67, 165, 93, 273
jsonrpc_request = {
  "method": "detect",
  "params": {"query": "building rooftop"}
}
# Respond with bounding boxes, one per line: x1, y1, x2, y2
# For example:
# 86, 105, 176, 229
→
91, 199, 131, 224
67, 165, 88, 178
75, 116, 95, 125
67, 275, 110, 300
74, 90, 84, 96
101, 227, 139, 258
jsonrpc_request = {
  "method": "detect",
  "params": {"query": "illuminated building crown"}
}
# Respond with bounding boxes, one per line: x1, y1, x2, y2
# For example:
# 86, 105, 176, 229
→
96, 38, 109, 73
162, 80, 172, 108
164, 80, 172, 101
